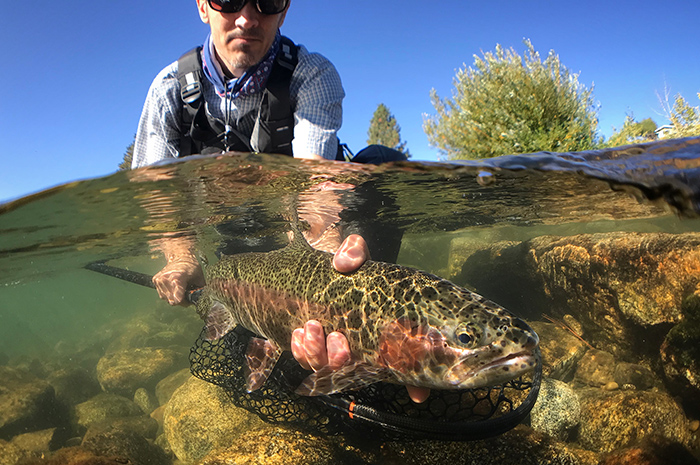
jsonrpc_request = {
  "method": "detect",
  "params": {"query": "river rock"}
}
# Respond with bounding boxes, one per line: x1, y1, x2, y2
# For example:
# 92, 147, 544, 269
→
530, 377, 580, 440
530, 321, 588, 380
0, 366, 57, 440
81, 422, 169, 465
382, 425, 599, 465
10, 428, 64, 456
199, 427, 372, 465
598, 434, 700, 465
577, 388, 693, 453
574, 349, 616, 387
133, 387, 159, 415
72, 393, 143, 433
46, 367, 101, 409
527, 232, 700, 357
96, 347, 185, 396
613, 362, 657, 390
0, 439, 31, 465
660, 292, 700, 410
155, 368, 192, 406
163, 375, 266, 462
16, 446, 128, 465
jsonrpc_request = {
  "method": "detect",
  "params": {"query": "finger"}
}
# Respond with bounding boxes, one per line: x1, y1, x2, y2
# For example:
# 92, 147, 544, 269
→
326, 331, 351, 369
154, 271, 185, 306
333, 234, 370, 273
152, 274, 173, 304
303, 320, 328, 371
291, 328, 312, 370
406, 385, 430, 404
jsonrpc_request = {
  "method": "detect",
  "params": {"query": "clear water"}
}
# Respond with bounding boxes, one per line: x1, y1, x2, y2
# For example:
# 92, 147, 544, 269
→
1, 138, 699, 463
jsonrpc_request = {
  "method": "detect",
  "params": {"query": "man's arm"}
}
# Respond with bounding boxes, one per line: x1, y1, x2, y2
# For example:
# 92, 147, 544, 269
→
289, 48, 345, 160
132, 64, 182, 169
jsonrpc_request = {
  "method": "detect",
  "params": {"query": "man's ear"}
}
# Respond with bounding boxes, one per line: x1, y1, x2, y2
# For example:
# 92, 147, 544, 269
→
196, 0, 210, 24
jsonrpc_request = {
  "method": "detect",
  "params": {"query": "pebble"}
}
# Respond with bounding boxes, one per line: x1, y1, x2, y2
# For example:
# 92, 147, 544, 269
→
602, 382, 619, 391
690, 420, 700, 432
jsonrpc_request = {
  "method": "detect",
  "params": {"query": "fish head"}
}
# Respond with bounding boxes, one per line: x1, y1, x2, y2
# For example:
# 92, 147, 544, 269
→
377, 296, 539, 390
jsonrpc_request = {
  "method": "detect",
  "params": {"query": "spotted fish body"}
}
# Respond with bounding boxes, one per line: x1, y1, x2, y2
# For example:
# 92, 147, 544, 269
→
196, 236, 539, 396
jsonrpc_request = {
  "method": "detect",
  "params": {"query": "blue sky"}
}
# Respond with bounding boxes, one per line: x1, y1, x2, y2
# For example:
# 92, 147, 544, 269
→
1, 0, 698, 202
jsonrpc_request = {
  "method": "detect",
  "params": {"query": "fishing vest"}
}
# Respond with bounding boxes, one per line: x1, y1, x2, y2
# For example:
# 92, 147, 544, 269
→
176, 36, 298, 157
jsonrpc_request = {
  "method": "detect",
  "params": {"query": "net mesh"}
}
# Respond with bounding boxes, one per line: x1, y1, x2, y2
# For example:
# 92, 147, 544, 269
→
190, 326, 540, 441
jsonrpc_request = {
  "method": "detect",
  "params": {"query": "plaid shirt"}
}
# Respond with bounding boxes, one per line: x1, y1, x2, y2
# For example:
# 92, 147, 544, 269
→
132, 43, 345, 168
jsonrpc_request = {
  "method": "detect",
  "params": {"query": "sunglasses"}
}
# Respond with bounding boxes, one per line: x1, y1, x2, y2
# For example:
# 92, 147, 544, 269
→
207, 0, 289, 15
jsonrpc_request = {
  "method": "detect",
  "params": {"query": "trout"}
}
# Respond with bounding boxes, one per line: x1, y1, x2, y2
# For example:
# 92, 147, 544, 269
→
196, 234, 539, 396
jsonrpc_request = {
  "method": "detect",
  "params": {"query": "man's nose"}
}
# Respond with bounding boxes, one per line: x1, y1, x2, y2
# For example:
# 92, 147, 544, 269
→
234, 1, 261, 28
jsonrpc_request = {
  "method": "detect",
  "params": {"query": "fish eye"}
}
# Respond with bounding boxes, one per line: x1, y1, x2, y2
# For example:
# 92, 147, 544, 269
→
454, 324, 475, 347
457, 333, 472, 344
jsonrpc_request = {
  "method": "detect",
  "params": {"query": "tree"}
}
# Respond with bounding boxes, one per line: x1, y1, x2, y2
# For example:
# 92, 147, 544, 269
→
604, 115, 657, 147
367, 103, 410, 157
423, 39, 600, 160
657, 92, 700, 139
118, 138, 134, 170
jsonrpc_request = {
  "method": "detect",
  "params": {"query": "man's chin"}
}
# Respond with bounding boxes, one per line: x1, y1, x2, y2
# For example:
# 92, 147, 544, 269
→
227, 50, 264, 71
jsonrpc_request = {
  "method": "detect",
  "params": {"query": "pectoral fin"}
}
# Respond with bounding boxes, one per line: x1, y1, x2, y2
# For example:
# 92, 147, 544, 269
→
245, 337, 282, 392
295, 361, 393, 396
204, 301, 235, 341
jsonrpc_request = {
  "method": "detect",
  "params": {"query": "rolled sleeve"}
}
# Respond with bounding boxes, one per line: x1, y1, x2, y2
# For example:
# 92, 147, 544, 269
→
290, 48, 345, 160
132, 63, 183, 168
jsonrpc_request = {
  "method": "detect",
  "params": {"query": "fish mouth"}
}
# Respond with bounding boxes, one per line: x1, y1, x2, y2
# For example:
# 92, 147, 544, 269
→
447, 350, 538, 389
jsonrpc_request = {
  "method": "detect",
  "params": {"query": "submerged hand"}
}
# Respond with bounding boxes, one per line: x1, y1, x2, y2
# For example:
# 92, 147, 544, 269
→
291, 234, 431, 404
153, 255, 204, 306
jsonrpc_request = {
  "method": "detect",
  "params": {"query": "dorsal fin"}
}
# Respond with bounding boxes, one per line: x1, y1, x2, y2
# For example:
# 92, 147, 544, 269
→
288, 222, 313, 250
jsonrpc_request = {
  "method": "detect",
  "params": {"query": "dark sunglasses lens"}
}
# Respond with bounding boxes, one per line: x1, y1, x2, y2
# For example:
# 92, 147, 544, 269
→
208, 0, 245, 13
209, 0, 287, 14
257, 0, 288, 14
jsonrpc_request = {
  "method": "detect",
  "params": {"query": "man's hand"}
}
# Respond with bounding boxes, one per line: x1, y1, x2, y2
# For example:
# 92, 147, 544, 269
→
291, 234, 431, 404
152, 236, 205, 306
153, 256, 204, 306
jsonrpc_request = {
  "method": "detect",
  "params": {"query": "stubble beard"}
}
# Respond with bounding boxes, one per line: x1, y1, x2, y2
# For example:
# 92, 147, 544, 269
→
224, 30, 268, 72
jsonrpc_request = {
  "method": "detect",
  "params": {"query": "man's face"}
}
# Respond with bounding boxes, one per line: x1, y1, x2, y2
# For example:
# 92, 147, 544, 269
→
197, 0, 289, 78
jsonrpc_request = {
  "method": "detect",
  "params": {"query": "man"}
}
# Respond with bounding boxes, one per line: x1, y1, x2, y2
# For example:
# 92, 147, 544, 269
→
132, 0, 424, 402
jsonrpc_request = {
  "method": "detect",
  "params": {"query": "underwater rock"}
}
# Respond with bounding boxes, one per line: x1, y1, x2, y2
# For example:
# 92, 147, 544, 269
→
660, 293, 700, 411
81, 421, 168, 465
530, 321, 588, 381
163, 376, 266, 463
85, 416, 159, 441
527, 232, 700, 356
0, 366, 58, 440
144, 330, 191, 348
72, 393, 144, 433
199, 426, 373, 465
154, 368, 192, 406
133, 387, 159, 415
46, 367, 102, 409
10, 428, 65, 456
96, 347, 186, 396
0, 439, 31, 465
613, 362, 657, 391
16, 446, 128, 465
10, 356, 49, 379
576, 388, 693, 453
598, 434, 700, 465
530, 377, 581, 441
382, 425, 599, 465
451, 238, 545, 319
574, 349, 617, 387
